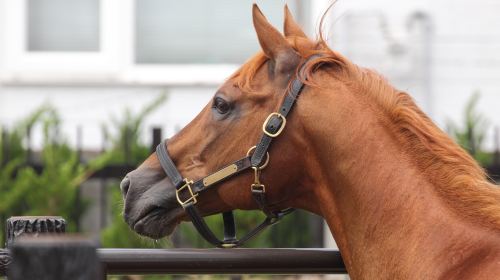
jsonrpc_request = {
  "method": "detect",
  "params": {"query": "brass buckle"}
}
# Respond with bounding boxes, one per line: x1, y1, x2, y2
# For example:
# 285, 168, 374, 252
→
176, 179, 197, 207
251, 183, 266, 193
262, 112, 286, 138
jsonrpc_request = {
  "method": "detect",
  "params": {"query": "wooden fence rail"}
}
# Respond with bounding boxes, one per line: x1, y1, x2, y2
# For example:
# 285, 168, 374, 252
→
1, 248, 346, 277
0, 216, 347, 278
99, 248, 346, 275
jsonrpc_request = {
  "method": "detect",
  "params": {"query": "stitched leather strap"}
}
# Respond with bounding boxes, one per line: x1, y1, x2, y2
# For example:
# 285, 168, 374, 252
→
251, 55, 320, 167
222, 211, 237, 243
234, 208, 295, 246
156, 142, 184, 189
251, 188, 274, 216
184, 203, 224, 246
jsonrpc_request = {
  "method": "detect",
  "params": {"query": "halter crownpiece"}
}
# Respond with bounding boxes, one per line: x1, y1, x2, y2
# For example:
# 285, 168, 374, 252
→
156, 54, 321, 248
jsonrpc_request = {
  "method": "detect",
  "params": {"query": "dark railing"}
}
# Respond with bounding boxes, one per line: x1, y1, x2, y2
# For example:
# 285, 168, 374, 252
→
1, 248, 346, 277
0, 216, 347, 278
100, 248, 345, 275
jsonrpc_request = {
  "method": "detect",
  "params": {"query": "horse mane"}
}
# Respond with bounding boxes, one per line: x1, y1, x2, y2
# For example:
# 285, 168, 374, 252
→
231, 34, 500, 230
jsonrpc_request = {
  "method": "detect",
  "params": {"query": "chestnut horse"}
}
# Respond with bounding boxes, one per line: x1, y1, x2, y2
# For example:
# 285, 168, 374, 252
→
120, 4, 500, 279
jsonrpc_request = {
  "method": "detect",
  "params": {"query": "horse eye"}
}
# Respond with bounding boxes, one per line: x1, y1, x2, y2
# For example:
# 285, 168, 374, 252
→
213, 97, 231, 115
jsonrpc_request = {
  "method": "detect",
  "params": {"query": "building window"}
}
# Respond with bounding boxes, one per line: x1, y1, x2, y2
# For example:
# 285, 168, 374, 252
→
27, 0, 100, 52
135, 0, 298, 64
0, 0, 307, 84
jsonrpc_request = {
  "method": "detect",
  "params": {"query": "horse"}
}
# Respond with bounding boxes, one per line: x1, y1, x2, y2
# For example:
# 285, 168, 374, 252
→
120, 4, 500, 279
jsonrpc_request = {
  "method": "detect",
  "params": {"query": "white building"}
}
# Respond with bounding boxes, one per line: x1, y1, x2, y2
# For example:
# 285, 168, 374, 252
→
1, 0, 499, 148
0, 0, 499, 252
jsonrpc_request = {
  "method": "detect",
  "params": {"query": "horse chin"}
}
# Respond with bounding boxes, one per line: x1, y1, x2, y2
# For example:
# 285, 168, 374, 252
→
132, 207, 185, 239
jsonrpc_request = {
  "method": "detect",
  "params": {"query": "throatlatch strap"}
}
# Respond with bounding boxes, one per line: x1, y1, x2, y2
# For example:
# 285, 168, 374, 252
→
184, 204, 224, 246
185, 203, 293, 248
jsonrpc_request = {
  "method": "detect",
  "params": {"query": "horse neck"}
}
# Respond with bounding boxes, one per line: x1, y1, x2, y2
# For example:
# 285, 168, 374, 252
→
297, 72, 500, 279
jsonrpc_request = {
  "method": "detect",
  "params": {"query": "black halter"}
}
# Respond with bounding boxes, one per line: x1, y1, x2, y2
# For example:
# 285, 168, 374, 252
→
156, 55, 320, 248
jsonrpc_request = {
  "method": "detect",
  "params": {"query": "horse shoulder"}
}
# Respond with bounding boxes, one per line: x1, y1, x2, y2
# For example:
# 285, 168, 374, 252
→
440, 236, 500, 280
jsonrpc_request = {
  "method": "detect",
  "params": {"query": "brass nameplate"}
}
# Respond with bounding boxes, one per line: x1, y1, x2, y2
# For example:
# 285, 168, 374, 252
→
203, 164, 238, 186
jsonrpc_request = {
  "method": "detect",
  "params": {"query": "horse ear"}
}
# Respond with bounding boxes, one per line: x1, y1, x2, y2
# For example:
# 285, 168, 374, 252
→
284, 4, 307, 38
252, 4, 300, 74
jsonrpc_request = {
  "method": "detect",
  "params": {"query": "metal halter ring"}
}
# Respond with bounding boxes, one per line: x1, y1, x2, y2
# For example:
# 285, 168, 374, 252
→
246, 146, 270, 169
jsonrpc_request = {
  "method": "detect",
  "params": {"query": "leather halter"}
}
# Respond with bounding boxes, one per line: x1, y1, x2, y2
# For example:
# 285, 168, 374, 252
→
156, 55, 320, 248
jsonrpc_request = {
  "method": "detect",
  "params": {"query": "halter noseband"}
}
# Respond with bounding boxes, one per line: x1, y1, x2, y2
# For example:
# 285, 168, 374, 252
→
156, 55, 320, 248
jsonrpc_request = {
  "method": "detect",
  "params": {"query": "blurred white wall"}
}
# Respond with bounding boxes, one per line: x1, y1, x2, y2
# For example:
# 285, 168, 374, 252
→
0, 86, 213, 149
1, 0, 499, 150
324, 0, 500, 149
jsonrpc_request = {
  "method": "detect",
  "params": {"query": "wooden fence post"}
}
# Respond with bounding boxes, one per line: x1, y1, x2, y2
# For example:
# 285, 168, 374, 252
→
1, 216, 66, 276
7, 236, 101, 280
0, 250, 9, 277
5, 216, 66, 248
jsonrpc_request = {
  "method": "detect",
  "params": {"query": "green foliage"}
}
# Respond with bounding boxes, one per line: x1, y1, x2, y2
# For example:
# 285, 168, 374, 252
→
269, 210, 315, 248
0, 106, 90, 244
101, 94, 167, 165
0, 105, 50, 164
448, 92, 492, 166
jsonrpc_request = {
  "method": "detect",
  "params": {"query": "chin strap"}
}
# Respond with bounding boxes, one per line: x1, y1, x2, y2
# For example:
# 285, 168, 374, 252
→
155, 55, 321, 248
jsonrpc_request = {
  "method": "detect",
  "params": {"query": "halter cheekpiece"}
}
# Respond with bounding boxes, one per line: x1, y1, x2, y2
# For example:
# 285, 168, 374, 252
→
156, 55, 320, 248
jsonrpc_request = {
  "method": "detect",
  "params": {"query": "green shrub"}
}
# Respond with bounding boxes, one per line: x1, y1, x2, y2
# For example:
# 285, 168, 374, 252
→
447, 92, 493, 165
0, 106, 89, 244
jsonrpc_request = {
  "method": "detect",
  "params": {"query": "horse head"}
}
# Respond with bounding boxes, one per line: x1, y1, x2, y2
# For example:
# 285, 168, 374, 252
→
120, 5, 322, 240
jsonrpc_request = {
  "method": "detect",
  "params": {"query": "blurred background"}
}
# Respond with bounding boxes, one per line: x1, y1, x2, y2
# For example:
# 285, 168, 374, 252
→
0, 0, 499, 279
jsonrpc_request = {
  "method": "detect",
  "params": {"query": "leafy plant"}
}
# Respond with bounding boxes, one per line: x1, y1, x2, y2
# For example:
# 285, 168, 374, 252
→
0, 105, 90, 244
101, 94, 168, 165
448, 92, 492, 165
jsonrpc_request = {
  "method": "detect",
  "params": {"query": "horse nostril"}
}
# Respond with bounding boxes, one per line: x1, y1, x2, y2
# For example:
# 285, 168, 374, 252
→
120, 176, 131, 197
